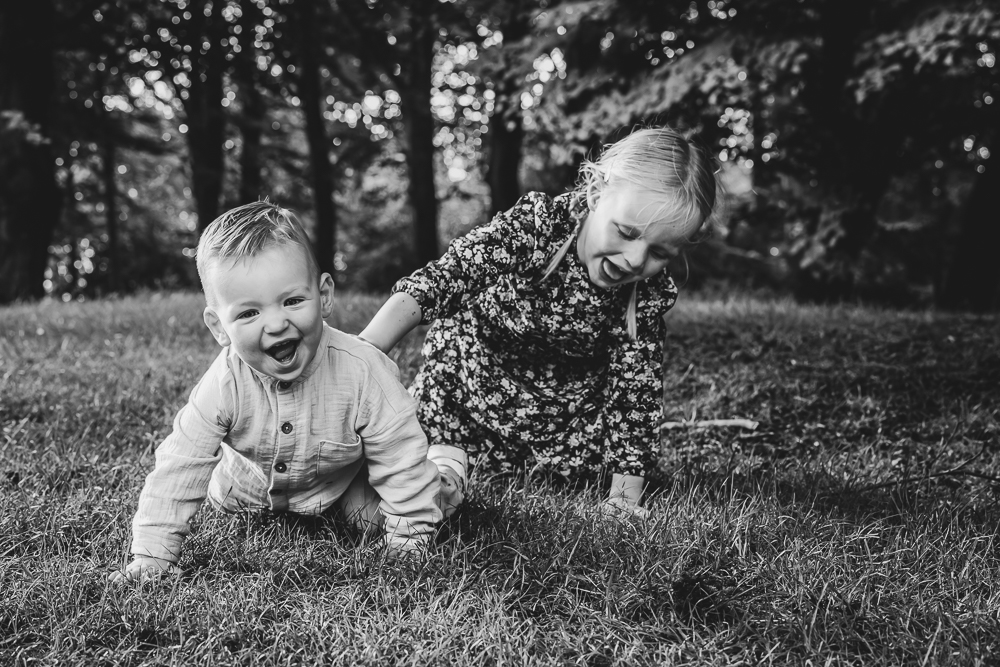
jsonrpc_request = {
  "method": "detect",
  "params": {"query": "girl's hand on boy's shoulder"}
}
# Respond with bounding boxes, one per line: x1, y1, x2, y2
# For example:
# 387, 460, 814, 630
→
108, 555, 184, 585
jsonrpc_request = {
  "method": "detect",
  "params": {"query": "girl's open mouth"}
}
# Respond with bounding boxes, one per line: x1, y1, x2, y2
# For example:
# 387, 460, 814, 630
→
266, 339, 300, 365
600, 258, 628, 283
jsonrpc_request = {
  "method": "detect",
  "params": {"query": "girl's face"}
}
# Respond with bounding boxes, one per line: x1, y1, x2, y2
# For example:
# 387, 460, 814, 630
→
576, 185, 700, 289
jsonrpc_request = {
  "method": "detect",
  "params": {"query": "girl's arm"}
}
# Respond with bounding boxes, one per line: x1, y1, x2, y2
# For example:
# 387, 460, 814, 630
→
358, 292, 423, 354
602, 273, 680, 508
383, 192, 554, 339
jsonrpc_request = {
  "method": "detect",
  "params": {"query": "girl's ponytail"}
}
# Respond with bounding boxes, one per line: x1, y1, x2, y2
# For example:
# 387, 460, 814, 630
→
541, 225, 578, 281
626, 285, 638, 340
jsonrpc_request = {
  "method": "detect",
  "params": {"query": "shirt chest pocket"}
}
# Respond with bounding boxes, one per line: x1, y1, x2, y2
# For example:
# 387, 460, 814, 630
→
313, 433, 363, 478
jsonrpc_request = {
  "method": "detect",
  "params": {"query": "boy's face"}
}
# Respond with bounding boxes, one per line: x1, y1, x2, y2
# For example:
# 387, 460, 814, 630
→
576, 185, 697, 289
202, 243, 334, 382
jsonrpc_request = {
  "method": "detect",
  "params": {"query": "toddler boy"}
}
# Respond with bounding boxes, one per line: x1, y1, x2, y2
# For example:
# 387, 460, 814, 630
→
111, 201, 441, 582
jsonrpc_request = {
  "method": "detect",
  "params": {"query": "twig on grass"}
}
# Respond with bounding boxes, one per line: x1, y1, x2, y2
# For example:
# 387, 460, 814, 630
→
660, 418, 760, 431
853, 444, 1000, 491
676, 363, 695, 385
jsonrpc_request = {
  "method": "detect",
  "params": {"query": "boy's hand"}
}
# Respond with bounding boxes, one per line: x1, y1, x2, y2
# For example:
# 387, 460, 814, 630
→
384, 536, 429, 562
108, 556, 183, 584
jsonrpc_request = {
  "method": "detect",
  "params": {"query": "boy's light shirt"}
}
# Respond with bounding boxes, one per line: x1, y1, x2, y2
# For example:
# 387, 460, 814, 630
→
131, 324, 441, 561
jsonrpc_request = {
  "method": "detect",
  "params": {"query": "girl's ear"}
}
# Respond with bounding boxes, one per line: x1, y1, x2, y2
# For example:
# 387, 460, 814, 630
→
203, 308, 231, 347
318, 273, 335, 319
585, 182, 602, 211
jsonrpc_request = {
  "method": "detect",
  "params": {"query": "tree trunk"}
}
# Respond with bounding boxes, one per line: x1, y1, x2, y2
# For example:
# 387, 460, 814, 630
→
813, 0, 887, 257
236, 5, 265, 206
402, 2, 439, 264
290, 1, 337, 276
486, 4, 528, 220
62, 154, 78, 295
237, 81, 265, 205
184, 0, 227, 231
791, 0, 900, 300
0, 0, 62, 304
487, 97, 524, 219
937, 161, 1000, 312
103, 137, 119, 292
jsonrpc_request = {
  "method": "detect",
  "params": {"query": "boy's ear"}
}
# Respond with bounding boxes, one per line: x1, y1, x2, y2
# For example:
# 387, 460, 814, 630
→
318, 272, 335, 319
203, 308, 231, 347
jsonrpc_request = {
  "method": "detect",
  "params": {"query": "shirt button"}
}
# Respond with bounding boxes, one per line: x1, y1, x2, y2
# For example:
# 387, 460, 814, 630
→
281, 422, 293, 434
274, 462, 287, 473
278, 381, 291, 390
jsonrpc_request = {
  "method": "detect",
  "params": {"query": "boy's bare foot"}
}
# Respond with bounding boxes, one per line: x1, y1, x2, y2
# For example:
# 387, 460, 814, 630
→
428, 445, 467, 518
436, 466, 465, 518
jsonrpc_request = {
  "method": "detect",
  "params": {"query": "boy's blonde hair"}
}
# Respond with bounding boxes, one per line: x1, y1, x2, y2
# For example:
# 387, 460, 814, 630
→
196, 201, 318, 304
544, 126, 721, 339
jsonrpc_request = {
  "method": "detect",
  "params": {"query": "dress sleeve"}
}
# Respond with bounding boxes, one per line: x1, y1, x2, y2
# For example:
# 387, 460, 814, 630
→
130, 352, 234, 562
392, 191, 556, 323
601, 272, 679, 477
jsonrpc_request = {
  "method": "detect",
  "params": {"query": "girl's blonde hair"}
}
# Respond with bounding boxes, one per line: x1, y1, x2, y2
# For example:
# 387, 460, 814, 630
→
544, 126, 720, 338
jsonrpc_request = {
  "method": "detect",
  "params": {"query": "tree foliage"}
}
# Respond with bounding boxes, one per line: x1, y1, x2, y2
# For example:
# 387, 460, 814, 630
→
0, 0, 996, 309
529, 0, 998, 306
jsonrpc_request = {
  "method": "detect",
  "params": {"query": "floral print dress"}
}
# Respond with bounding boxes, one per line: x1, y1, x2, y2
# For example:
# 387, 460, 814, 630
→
392, 191, 678, 480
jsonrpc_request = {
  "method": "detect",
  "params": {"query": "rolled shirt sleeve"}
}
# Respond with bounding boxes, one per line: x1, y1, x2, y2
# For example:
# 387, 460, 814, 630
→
130, 352, 233, 562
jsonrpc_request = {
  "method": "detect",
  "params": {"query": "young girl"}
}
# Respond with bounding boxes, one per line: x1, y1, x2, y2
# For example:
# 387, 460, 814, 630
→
359, 126, 719, 516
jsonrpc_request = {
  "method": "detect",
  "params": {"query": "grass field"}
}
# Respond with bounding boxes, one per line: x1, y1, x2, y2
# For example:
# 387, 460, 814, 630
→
1, 291, 998, 666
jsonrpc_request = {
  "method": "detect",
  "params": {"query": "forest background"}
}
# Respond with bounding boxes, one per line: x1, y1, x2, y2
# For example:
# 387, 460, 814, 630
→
0, 0, 997, 311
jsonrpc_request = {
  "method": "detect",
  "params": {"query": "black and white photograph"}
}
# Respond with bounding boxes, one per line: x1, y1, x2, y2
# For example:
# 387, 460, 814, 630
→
1, 0, 998, 664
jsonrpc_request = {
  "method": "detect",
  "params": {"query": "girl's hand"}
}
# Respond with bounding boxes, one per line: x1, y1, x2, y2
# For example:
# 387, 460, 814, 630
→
108, 556, 183, 584
601, 495, 651, 519
601, 473, 649, 518
609, 473, 644, 505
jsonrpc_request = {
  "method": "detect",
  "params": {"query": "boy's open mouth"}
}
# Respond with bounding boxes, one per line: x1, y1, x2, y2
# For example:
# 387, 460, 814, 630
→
266, 338, 300, 365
